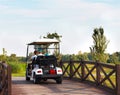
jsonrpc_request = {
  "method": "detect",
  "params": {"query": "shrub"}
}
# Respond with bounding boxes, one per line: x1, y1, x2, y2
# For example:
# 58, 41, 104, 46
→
8, 61, 26, 73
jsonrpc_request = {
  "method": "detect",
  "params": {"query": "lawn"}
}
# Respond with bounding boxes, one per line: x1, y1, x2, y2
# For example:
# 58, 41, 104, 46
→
12, 72, 25, 77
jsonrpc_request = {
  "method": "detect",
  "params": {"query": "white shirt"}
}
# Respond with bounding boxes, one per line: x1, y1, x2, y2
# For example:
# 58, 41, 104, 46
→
38, 53, 44, 56
31, 55, 37, 60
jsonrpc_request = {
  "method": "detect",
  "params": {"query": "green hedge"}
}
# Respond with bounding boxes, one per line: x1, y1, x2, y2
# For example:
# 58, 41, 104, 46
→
8, 61, 26, 73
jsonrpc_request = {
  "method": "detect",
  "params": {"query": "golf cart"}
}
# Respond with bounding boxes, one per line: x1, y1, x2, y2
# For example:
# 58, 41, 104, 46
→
25, 38, 63, 84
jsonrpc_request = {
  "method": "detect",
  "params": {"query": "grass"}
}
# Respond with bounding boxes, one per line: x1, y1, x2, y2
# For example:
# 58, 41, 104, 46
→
8, 61, 26, 77
12, 72, 25, 77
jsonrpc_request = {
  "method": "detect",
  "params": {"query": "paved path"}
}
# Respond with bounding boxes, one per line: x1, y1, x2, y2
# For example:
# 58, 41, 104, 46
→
12, 77, 112, 95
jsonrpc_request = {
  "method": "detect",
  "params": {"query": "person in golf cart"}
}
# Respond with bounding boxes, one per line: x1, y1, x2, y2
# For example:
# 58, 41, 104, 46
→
31, 50, 45, 69
31, 50, 44, 60
31, 50, 39, 61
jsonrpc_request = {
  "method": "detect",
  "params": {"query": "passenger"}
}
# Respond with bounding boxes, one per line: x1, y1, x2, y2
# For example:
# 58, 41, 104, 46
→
44, 52, 49, 56
31, 50, 39, 69
38, 51, 44, 56
31, 50, 39, 61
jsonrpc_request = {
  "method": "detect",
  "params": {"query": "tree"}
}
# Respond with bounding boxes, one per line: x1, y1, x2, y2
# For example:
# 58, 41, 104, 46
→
77, 51, 89, 60
44, 32, 62, 42
43, 32, 62, 61
108, 52, 120, 64
9, 54, 18, 62
0, 48, 7, 61
90, 27, 109, 62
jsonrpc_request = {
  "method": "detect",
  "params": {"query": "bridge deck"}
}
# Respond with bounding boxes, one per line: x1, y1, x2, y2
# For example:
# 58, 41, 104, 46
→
12, 77, 112, 95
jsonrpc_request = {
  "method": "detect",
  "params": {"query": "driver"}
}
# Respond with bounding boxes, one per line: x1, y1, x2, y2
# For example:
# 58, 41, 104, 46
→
31, 50, 39, 61
31, 50, 39, 69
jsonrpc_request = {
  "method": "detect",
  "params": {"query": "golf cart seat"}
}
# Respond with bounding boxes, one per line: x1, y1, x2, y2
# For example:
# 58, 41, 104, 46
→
35, 55, 57, 67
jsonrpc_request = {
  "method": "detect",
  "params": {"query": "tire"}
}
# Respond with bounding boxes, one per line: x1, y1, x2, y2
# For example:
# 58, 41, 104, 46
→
56, 77, 62, 84
26, 76, 30, 81
43, 79, 47, 81
33, 74, 39, 84
26, 71, 30, 81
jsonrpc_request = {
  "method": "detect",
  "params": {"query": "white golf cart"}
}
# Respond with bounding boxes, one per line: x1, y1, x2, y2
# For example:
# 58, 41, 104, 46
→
25, 38, 63, 84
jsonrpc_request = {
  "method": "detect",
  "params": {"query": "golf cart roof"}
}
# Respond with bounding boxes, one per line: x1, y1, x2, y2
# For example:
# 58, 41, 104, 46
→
28, 38, 59, 45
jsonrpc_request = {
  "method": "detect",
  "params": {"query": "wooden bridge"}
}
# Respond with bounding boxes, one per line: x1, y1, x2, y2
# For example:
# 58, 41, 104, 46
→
1, 60, 120, 95
12, 77, 112, 95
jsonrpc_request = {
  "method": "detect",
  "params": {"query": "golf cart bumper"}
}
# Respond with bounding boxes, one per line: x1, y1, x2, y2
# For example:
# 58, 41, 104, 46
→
35, 74, 62, 79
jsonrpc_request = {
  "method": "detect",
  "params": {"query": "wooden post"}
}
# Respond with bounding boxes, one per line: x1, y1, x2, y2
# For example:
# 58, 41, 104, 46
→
0, 63, 5, 95
96, 61, 100, 85
81, 59, 85, 81
70, 56, 73, 79
7, 65, 11, 95
116, 64, 120, 95
0, 63, 2, 95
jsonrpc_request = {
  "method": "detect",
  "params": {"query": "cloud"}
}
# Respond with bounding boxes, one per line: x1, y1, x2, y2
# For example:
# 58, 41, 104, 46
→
0, 0, 120, 21
0, 0, 120, 56
0, 4, 8, 9
0, 8, 48, 18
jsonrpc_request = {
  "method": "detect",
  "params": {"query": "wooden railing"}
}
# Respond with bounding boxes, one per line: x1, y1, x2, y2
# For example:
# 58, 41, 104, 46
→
0, 61, 11, 95
58, 60, 120, 95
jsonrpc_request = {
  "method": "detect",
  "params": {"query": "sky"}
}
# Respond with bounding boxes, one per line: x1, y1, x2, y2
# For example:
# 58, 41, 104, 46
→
0, 0, 120, 56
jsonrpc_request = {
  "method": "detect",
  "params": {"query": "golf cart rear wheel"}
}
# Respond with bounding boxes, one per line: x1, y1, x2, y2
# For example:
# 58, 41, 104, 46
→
26, 76, 30, 81
56, 77, 62, 84
33, 74, 39, 84
26, 71, 30, 81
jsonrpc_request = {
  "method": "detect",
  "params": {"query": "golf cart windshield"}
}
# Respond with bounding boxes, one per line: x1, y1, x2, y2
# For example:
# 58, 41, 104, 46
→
26, 38, 60, 62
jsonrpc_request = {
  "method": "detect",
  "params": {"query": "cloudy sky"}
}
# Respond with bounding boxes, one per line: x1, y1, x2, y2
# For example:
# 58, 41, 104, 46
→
0, 0, 120, 56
